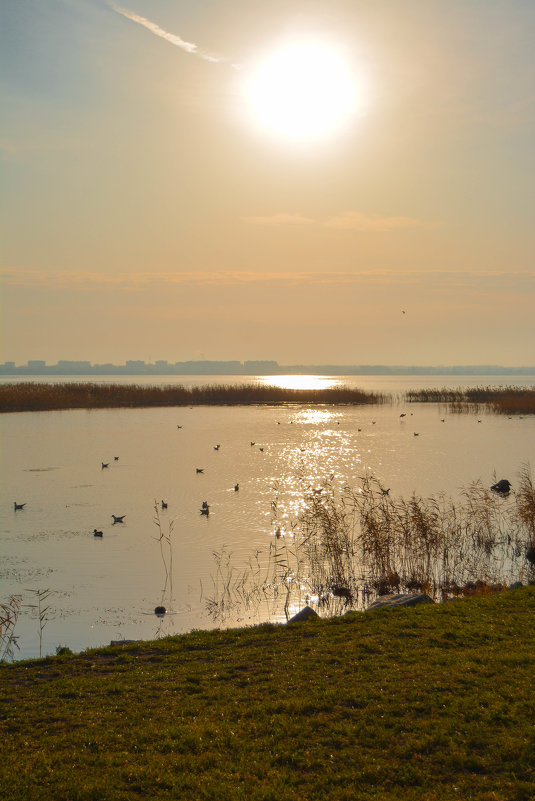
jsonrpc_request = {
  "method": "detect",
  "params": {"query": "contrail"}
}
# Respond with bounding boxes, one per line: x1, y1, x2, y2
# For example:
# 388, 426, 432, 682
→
109, 2, 228, 64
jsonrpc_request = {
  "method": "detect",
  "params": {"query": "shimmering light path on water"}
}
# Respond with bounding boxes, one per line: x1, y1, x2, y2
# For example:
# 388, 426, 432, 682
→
1, 381, 534, 660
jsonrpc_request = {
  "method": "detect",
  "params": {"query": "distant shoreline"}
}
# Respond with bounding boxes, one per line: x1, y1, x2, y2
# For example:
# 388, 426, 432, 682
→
1, 362, 534, 378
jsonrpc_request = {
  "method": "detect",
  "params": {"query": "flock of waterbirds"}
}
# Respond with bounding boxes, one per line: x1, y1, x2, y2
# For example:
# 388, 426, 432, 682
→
12, 409, 516, 614
12, 409, 515, 524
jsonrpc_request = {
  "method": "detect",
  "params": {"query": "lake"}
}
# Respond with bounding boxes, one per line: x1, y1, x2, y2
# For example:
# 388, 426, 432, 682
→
1, 374, 534, 660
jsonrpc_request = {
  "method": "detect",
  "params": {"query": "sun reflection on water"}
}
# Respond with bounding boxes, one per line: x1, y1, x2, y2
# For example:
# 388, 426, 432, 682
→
258, 374, 343, 391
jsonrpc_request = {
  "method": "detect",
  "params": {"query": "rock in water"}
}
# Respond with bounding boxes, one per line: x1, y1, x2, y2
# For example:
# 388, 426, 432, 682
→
367, 593, 434, 611
288, 606, 319, 623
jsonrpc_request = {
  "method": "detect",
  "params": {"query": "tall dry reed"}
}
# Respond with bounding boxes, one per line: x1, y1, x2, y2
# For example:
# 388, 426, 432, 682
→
206, 465, 535, 621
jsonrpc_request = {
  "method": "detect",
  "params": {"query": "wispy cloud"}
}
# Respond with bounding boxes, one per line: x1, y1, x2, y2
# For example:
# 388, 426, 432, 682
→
109, 2, 228, 64
243, 211, 434, 231
322, 212, 432, 232
2, 269, 533, 293
242, 214, 315, 227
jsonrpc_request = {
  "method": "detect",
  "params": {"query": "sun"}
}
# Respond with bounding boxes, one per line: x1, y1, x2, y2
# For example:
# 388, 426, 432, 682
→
242, 39, 361, 141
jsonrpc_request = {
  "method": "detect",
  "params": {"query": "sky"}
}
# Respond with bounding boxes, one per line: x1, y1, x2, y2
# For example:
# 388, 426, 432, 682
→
1, 0, 534, 366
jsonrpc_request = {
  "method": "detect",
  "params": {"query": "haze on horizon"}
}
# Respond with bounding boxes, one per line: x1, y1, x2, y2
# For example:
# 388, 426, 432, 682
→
1, 1, 534, 367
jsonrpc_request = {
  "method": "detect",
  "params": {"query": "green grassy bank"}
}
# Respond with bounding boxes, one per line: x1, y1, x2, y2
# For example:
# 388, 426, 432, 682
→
1, 587, 534, 800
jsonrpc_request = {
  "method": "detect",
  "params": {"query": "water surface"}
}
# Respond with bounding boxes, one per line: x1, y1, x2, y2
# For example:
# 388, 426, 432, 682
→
1, 378, 534, 660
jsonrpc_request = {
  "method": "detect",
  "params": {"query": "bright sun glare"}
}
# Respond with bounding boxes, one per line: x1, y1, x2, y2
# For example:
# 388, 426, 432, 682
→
243, 40, 361, 140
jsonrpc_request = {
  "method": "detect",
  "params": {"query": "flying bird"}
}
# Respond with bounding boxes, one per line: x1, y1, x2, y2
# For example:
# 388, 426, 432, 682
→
102, 462, 109, 469
14, 502, 26, 511
111, 514, 126, 523
196, 468, 204, 474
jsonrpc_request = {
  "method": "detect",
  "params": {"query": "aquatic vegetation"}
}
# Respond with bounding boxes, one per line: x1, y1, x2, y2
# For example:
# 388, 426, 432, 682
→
404, 385, 535, 414
207, 465, 535, 622
152, 503, 175, 625
0, 381, 389, 412
0, 595, 21, 662
25, 588, 52, 659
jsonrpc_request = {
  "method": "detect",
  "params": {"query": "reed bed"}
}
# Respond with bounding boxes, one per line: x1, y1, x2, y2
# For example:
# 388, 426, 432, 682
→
404, 385, 535, 414
207, 464, 535, 622
0, 381, 389, 413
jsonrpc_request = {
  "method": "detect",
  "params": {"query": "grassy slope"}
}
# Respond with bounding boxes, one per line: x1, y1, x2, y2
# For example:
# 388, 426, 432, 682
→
1, 588, 534, 801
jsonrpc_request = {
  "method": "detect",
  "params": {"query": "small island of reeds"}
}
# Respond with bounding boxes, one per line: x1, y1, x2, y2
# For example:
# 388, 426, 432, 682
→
0, 382, 389, 413
1, 381, 534, 414
405, 385, 535, 415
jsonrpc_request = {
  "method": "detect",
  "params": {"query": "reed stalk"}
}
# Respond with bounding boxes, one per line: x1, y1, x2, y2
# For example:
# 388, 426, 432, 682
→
206, 466, 535, 621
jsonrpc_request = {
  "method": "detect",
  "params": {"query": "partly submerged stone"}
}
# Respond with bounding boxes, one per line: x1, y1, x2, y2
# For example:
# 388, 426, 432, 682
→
367, 593, 434, 611
288, 606, 319, 623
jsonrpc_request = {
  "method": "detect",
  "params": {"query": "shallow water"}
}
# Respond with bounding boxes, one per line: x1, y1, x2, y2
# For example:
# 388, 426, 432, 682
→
1, 379, 534, 660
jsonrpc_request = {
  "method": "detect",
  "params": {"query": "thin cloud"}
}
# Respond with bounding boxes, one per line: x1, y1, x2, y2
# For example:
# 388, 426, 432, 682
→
109, 2, 228, 64
243, 211, 434, 231
322, 212, 430, 232
242, 214, 315, 227
2, 269, 534, 293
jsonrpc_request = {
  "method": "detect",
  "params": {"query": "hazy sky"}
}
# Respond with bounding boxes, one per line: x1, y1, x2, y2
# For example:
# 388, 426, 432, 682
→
2, 0, 534, 366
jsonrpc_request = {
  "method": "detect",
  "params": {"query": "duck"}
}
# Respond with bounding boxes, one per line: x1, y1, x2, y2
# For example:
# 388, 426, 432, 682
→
213, 444, 220, 451
111, 514, 126, 523
234, 483, 239, 492
154, 605, 166, 615
14, 502, 26, 511
490, 479, 511, 495
93, 529, 103, 537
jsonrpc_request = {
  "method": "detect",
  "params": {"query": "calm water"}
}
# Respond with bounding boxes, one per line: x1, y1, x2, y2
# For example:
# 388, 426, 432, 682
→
1, 375, 534, 660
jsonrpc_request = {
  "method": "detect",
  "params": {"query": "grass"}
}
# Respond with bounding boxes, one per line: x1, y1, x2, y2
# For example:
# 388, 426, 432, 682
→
0, 382, 389, 413
1, 587, 534, 800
